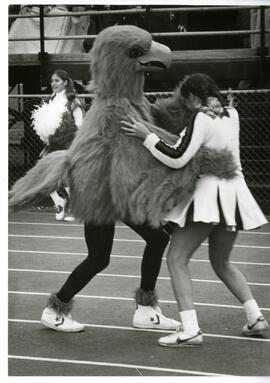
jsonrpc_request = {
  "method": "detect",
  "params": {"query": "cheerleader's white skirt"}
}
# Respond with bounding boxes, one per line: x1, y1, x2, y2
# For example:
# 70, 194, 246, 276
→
163, 173, 268, 231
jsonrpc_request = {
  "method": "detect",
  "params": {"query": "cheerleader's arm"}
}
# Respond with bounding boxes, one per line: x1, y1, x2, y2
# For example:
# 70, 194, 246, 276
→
72, 105, 84, 129
143, 112, 207, 169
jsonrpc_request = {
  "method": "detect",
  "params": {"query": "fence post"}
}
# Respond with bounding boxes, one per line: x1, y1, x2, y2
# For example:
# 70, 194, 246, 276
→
38, 5, 49, 88
145, 5, 152, 32
259, 6, 267, 86
18, 83, 23, 112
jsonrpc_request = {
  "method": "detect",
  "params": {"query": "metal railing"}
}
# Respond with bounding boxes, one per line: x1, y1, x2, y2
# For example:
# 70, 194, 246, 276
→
8, 5, 270, 43
8, 5, 270, 89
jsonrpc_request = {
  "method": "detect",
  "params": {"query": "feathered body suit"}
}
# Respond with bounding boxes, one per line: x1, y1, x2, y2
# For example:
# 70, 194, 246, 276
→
9, 25, 236, 227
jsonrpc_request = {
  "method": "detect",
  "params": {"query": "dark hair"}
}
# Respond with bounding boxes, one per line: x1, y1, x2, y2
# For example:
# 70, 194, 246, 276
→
180, 73, 225, 107
51, 69, 76, 102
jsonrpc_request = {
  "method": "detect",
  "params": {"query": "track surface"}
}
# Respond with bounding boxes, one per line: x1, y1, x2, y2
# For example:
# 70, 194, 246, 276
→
8, 211, 270, 376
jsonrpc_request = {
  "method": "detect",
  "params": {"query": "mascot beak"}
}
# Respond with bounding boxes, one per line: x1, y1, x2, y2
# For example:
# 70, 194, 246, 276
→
137, 41, 172, 71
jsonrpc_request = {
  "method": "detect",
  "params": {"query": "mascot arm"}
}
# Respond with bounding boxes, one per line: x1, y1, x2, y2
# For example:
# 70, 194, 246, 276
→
143, 112, 206, 169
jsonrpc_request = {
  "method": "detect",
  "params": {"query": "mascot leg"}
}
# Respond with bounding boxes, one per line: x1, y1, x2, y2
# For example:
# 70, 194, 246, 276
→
127, 223, 181, 330
40, 293, 85, 332
40, 222, 180, 332
40, 223, 115, 332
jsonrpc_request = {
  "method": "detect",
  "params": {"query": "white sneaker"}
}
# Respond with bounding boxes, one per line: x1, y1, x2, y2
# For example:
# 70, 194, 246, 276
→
40, 307, 85, 332
133, 305, 180, 330
153, 305, 162, 314
64, 215, 76, 222
55, 199, 67, 221
158, 328, 203, 347
242, 316, 269, 336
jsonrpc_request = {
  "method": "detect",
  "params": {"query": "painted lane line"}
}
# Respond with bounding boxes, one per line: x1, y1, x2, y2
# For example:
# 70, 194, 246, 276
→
9, 249, 88, 256
8, 249, 270, 266
8, 221, 270, 235
9, 221, 127, 229
8, 234, 270, 250
9, 221, 83, 227
9, 319, 270, 343
9, 234, 143, 241
8, 291, 270, 311
8, 268, 270, 287
9, 234, 90, 240
8, 355, 231, 377
191, 260, 270, 266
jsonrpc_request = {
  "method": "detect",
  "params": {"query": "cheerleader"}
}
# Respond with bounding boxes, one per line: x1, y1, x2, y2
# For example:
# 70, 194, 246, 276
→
32, 70, 84, 221
122, 73, 269, 347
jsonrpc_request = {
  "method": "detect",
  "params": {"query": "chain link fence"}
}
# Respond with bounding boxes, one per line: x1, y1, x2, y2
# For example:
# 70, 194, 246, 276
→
8, 90, 270, 212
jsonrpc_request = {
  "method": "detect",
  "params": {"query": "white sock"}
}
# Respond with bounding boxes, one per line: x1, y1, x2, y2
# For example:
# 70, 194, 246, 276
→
50, 191, 65, 207
243, 299, 262, 324
180, 310, 200, 334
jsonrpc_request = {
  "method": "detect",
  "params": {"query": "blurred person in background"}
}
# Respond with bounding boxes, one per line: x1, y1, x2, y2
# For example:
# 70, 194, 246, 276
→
31, 69, 84, 221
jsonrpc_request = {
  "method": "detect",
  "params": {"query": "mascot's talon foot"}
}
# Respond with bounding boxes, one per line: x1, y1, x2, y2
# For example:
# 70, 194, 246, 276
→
41, 307, 85, 332
133, 305, 181, 330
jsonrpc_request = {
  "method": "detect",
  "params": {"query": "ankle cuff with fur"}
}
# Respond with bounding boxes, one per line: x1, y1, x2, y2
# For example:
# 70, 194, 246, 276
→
134, 288, 158, 307
47, 292, 74, 315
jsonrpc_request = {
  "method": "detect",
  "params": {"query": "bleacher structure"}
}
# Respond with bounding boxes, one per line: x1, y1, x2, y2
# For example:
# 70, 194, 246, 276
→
8, 5, 270, 212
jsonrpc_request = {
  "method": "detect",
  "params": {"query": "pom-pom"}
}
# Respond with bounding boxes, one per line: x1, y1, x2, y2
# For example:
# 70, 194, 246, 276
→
31, 99, 68, 143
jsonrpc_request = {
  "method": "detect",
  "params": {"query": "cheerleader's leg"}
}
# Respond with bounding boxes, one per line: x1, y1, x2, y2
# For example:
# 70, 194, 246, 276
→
63, 187, 76, 222
50, 190, 67, 221
209, 225, 269, 335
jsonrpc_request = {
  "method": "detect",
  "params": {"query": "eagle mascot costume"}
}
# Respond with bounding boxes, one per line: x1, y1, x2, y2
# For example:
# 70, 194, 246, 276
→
9, 25, 236, 226
9, 26, 236, 323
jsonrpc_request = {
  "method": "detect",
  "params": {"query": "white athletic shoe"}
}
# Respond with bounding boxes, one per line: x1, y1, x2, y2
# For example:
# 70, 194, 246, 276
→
40, 307, 85, 332
133, 305, 180, 330
153, 305, 162, 314
242, 316, 269, 336
55, 199, 67, 221
158, 328, 203, 347
64, 215, 76, 222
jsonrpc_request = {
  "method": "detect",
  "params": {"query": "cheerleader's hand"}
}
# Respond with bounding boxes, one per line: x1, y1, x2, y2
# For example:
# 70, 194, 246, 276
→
121, 116, 151, 140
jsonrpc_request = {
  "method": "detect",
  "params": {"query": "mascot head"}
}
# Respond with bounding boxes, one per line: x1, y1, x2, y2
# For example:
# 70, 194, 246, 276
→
89, 25, 172, 100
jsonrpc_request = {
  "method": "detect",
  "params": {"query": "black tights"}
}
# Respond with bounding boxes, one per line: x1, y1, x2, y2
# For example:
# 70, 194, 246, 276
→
57, 221, 169, 303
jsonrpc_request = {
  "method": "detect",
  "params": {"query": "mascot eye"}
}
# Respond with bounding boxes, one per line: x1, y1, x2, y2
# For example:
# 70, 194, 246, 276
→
126, 47, 144, 59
